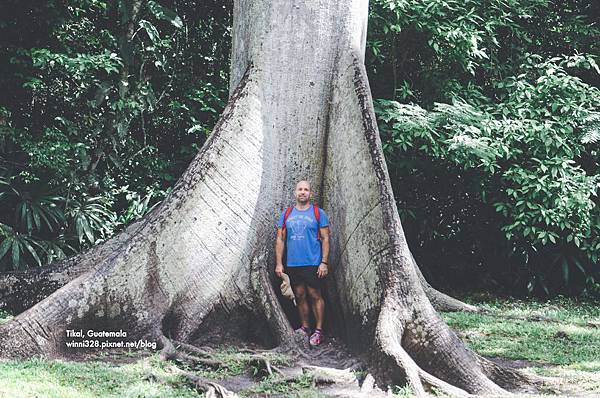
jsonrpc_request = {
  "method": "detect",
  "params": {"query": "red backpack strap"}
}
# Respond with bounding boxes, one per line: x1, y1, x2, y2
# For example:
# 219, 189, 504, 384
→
313, 203, 321, 241
281, 207, 293, 235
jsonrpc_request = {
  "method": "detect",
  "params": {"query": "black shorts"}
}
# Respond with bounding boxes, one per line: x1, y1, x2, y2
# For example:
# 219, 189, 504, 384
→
287, 266, 324, 290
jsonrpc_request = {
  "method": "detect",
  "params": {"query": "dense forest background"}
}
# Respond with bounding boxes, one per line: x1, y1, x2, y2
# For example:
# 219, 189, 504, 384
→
0, 0, 598, 297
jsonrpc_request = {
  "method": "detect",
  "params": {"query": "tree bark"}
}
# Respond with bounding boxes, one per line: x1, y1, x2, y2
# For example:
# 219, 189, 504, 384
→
0, 1, 533, 395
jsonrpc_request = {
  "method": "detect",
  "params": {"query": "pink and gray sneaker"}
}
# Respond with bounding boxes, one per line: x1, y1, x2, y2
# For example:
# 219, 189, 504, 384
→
295, 326, 311, 337
309, 329, 323, 346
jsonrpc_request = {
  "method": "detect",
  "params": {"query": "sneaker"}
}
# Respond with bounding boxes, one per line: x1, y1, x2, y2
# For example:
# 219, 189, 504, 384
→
295, 326, 311, 336
309, 329, 323, 346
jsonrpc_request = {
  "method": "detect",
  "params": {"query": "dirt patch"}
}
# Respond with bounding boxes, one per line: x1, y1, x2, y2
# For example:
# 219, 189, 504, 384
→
486, 356, 553, 369
218, 373, 257, 392
297, 335, 365, 370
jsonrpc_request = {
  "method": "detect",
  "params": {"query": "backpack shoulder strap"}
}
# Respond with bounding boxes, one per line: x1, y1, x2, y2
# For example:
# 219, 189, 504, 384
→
282, 207, 293, 232
313, 203, 321, 241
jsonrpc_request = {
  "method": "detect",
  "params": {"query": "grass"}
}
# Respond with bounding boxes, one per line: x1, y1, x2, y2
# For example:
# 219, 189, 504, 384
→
0, 335, 306, 398
0, 355, 200, 398
0, 309, 12, 325
441, 296, 600, 395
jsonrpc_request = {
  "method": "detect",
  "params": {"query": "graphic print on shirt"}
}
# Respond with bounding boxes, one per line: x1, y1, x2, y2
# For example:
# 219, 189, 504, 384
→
287, 215, 313, 241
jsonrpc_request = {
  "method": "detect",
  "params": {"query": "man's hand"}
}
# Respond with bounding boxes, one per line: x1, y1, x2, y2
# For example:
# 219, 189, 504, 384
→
275, 263, 284, 278
317, 263, 328, 278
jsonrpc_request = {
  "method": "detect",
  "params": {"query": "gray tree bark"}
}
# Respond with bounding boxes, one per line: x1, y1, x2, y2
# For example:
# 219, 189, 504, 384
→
0, 1, 533, 395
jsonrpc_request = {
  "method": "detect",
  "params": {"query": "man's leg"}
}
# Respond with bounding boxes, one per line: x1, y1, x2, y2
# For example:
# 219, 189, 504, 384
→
293, 283, 310, 329
306, 285, 324, 330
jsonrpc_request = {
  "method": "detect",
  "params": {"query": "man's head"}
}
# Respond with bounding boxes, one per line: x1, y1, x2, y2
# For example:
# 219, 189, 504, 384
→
294, 180, 311, 205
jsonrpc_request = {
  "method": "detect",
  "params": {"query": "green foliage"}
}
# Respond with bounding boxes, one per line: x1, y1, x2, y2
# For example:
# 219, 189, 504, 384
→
370, 0, 600, 295
0, 223, 44, 268
376, 54, 600, 293
368, 0, 599, 104
0, 169, 72, 269
0, 309, 12, 325
0, 1, 231, 270
147, 0, 183, 28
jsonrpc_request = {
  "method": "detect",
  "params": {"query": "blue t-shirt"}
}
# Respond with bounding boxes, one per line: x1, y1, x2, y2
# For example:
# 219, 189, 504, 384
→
277, 205, 329, 267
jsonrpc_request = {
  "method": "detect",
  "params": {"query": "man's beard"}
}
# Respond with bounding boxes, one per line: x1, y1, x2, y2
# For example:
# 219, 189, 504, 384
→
297, 196, 309, 204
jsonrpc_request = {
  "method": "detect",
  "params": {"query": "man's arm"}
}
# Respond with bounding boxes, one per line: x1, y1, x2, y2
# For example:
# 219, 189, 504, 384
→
317, 227, 330, 278
275, 228, 285, 278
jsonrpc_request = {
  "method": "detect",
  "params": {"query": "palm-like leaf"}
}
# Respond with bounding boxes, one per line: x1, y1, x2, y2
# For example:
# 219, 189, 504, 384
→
0, 224, 44, 269
1, 180, 66, 234
66, 196, 117, 245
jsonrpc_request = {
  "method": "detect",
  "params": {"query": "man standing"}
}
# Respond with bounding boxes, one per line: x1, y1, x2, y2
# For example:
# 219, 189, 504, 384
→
275, 181, 330, 346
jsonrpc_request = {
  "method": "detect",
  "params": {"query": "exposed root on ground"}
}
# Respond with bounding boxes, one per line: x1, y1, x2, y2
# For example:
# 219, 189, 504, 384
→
371, 291, 547, 397
376, 308, 471, 397
157, 335, 294, 392
160, 335, 283, 372
158, 336, 237, 397
165, 365, 239, 398
302, 365, 358, 384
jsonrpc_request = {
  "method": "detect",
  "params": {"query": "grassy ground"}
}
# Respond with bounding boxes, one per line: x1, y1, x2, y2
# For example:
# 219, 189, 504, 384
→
441, 296, 600, 396
0, 355, 198, 398
1, 297, 598, 397
0, 346, 321, 398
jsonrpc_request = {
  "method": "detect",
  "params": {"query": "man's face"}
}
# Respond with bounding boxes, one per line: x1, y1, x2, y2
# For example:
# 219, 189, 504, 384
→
294, 181, 311, 204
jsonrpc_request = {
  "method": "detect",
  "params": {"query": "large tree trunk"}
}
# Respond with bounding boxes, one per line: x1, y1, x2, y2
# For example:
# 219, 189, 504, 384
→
0, 1, 532, 395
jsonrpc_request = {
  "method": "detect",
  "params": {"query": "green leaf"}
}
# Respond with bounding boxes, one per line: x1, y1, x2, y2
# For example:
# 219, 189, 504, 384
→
148, 1, 183, 28
82, 217, 94, 244
37, 209, 54, 232
22, 239, 42, 266
32, 207, 41, 231
11, 239, 20, 268
0, 238, 11, 260
139, 20, 160, 44
25, 206, 33, 233
17, 202, 26, 227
